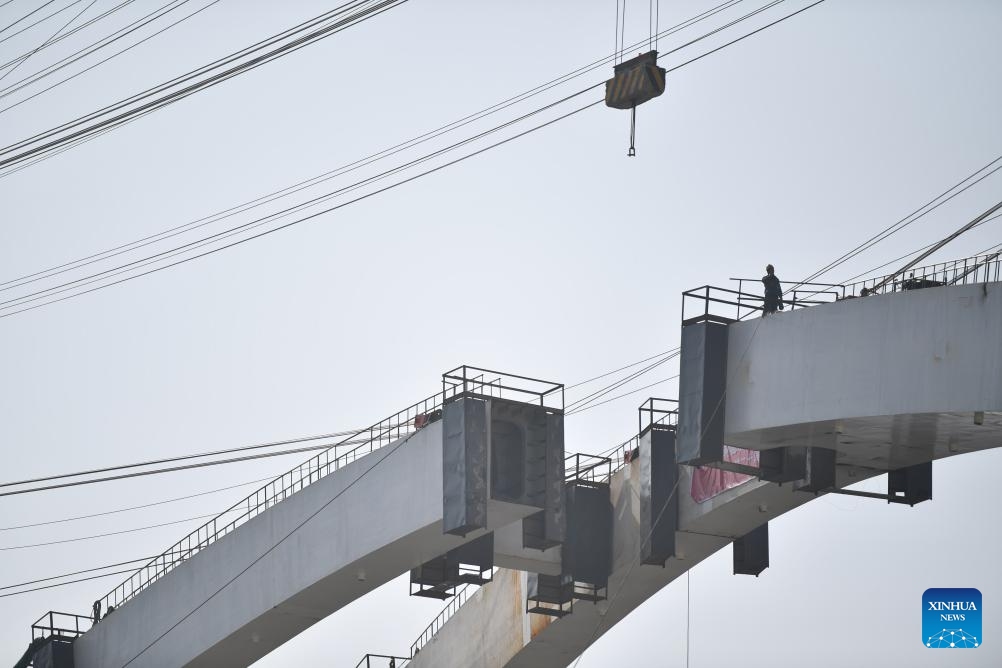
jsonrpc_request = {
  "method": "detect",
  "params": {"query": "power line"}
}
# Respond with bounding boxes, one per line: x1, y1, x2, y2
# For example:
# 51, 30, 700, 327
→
566, 374, 680, 415
0, 476, 274, 530
0, 0, 750, 291
565, 348, 678, 390
1, 557, 157, 592
0, 437, 364, 497
0, 0, 98, 87
0, 0, 87, 48
0, 0, 410, 172
788, 155, 1002, 291
0, 512, 217, 551
0, 427, 367, 489
0, 0, 60, 36
0, 567, 149, 598
0, 0, 147, 68
0, 87, 602, 314
0, 0, 216, 110
0, 97, 603, 318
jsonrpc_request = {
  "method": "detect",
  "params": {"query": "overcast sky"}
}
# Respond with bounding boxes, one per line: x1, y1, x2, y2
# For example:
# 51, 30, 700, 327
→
1, 0, 1000, 666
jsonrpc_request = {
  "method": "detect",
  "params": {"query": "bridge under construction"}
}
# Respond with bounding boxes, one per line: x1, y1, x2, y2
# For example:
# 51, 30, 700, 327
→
22, 255, 1002, 668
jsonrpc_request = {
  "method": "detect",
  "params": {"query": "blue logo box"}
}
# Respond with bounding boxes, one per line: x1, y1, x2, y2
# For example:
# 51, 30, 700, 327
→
923, 588, 982, 648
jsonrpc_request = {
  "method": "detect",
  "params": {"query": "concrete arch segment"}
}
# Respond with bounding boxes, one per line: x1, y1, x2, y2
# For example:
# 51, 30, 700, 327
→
73, 419, 541, 668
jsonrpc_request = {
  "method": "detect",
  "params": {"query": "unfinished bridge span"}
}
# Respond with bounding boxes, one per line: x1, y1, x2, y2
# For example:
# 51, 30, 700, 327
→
24, 265, 1002, 668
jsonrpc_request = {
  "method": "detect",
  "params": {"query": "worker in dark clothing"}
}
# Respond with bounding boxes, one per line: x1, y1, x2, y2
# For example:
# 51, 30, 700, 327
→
762, 264, 784, 315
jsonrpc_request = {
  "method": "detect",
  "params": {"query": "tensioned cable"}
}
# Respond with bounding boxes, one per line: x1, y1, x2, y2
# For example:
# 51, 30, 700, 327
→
0, 476, 275, 530
868, 200, 1002, 293
0, 0, 98, 87
566, 374, 680, 415
0, 566, 153, 598
0, 427, 369, 489
566, 351, 679, 412
834, 212, 1002, 287
0, 0, 750, 291
0, 0, 86, 48
0, 556, 157, 592
0, 98, 604, 318
0, 0, 145, 66
565, 348, 678, 390
0, 437, 369, 497
0, 0, 407, 171
0, 87, 603, 314
787, 155, 1002, 292
0, 0, 213, 105
0, 0, 59, 36
0, 4, 807, 317
0, 512, 217, 551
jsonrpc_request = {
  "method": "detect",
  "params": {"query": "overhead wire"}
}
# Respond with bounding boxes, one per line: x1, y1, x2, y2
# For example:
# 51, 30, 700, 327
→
566, 374, 680, 415
0, 0, 410, 171
0, 0, 87, 48
0, 476, 275, 530
0, 1, 792, 318
0, 0, 216, 108
0, 436, 370, 497
0, 87, 604, 314
0, 512, 218, 551
0, 0, 750, 291
0, 0, 60, 36
1, 566, 154, 598
0, 427, 370, 490
0, 0, 99, 87
787, 155, 1002, 292
0, 556, 157, 593
0, 0, 149, 68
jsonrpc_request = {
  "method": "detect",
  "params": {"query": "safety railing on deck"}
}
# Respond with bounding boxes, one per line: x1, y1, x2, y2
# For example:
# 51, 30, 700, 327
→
682, 282, 840, 324
31, 612, 91, 641
565, 452, 612, 484
700, 251, 1002, 324
97, 367, 561, 614
842, 251, 1002, 297
354, 653, 410, 668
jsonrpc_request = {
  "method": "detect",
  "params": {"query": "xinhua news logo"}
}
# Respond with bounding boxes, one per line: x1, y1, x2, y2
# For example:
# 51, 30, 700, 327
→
923, 588, 982, 648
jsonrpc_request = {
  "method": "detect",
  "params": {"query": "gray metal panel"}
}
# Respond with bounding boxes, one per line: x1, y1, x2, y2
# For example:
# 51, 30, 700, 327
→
489, 399, 547, 505
564, 483, 612, 587
733, 522, 769, 576
543, 411, 566, 546
442, 398, 487, 536
640, 428, 678, 565
760, 446, 808, 483
450, 531, 494, 569
888, 461, 932, 505
33, 639, 74, 668
678, 321, 728, 465
521, 410, 569, 552
795, 447, 837, 493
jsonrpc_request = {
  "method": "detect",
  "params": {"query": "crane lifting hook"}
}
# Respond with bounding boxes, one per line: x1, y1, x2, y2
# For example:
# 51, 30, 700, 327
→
605, 51, 665, 157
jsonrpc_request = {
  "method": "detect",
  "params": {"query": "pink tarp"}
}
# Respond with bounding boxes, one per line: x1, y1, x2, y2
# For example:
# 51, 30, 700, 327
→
690, 446, 760, 503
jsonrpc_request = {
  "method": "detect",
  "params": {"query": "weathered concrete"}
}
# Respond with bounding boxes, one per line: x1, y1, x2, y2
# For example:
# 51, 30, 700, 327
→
74, 421, 539, 668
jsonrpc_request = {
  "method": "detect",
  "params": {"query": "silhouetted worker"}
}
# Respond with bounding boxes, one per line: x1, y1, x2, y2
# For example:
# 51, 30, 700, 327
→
762, 264, 784, 315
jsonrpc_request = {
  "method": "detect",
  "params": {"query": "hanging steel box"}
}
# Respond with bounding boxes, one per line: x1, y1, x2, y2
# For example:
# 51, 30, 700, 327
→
605, 50, 666, 110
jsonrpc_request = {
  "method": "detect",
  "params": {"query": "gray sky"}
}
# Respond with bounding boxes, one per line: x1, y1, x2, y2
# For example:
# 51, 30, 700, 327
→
0, 0, 1000, 666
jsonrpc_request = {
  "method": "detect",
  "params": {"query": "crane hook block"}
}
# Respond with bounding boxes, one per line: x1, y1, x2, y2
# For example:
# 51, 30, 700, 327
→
605, 51, 666, 110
